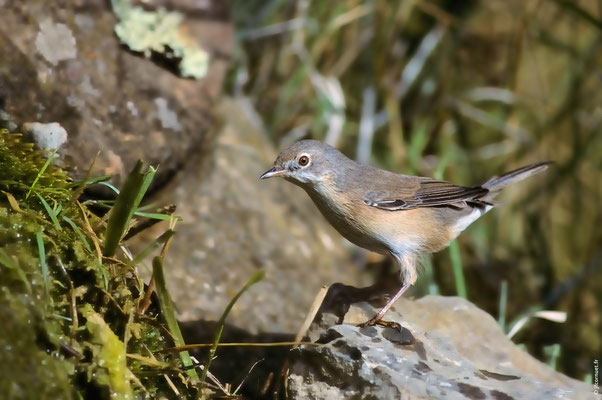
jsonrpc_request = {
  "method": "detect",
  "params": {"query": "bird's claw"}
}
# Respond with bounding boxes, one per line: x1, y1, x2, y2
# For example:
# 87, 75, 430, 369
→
358, 317, 402, 331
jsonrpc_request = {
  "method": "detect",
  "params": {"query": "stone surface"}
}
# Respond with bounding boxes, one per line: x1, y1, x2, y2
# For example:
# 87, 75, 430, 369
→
22, 122, 68, 151
0, 0, 231, 190
140, 98, 370, 333
288, 296, 597, 400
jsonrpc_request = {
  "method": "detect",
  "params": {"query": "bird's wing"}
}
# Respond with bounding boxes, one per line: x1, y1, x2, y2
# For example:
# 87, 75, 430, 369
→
363, 178, 489, 210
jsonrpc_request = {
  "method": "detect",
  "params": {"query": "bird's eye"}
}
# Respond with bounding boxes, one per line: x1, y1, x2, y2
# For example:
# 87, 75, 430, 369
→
298, 155, 310, 166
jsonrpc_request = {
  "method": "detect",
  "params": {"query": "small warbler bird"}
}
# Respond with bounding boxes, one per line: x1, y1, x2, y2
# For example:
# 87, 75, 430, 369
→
261, 140, 551, 326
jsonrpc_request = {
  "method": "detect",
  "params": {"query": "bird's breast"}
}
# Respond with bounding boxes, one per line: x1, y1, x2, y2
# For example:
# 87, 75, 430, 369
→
305, 180, 400, 255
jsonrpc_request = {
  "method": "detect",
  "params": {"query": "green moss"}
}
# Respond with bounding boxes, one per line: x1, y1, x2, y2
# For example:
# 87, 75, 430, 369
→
0, 131, 70, 201
82, 304, 133, 399
0, 130, 197, 398
0, 288, 73, 400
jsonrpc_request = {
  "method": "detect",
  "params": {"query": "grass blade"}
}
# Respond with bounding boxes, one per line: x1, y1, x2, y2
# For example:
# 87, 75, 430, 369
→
97, 181, 121, 194
26, 148, 58, 200
200, 270, 265, 386
544, 343, 561, 370
62, 216, 93, 253
422, 255, 439, 295
132, 211, 177, 221
449, 240, 467, 298
35, 230, 49, 298
498, 280, 508, 330
36, 193, 62, 231
152, 256, 198, 381
69, 150, 101, 204
103, 162, 156, 257
407, 121, 428, 173
127, 230, 174, 268
506, 305, 542, 338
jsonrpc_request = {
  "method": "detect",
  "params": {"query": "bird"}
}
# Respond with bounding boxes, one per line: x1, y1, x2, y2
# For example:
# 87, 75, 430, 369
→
260, 139, 551, 326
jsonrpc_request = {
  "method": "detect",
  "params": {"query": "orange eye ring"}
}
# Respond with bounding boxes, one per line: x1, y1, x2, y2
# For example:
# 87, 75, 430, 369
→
298, 155, 310, 166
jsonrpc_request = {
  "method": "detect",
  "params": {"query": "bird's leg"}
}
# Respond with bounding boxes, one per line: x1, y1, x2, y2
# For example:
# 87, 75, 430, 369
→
358, 282, 410, 328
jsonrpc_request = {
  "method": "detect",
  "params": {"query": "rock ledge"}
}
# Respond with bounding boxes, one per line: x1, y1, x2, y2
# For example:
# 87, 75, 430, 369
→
288, 296, 595, 400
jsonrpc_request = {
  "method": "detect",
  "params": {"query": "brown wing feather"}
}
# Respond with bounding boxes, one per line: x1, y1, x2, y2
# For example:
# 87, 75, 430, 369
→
364, 178, 489, 210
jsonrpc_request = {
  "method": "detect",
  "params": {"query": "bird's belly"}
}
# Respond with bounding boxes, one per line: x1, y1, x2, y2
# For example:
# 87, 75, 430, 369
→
309, 191, 429, 255
330, 218, 392, 255
367, 208, 431, 255
307, 189, 391, 254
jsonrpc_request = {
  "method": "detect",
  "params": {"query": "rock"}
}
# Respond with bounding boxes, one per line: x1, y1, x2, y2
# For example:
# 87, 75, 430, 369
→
22, 122, 68, 151
288, 296, 596, 399
34, 19, 77, 66
138, 97, 370, 333
0, 0, 232, 190
112, 0, 210, 79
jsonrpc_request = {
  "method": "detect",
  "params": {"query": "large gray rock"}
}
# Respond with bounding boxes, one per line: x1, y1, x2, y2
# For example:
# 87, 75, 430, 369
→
142, 98, 370, 333
0, 0, 231, 189
288, 296, 596, 399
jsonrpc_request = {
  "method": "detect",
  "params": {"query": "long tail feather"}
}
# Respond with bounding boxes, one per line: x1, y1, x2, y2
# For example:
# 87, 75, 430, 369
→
482, 161, 553, 192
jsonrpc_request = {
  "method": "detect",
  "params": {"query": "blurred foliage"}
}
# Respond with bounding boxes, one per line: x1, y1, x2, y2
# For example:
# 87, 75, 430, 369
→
228, 0, 602, 380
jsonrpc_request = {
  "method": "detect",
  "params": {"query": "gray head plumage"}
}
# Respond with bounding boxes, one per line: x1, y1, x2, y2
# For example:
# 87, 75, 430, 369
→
260, 140, 349, 185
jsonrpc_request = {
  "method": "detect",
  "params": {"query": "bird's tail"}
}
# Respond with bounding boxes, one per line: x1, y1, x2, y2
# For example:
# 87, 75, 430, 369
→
481, 161, 553, 193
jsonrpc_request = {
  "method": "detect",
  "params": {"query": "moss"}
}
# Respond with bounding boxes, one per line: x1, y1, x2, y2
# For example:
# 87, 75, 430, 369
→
0, 130, 197, 398
82, 304, 133, 399
0, 287, 73, 400
0, 132, 70, 201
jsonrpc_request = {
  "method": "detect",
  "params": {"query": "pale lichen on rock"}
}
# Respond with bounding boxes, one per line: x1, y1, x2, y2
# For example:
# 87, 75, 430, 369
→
35, 19, 77, 66
111, 0, 210, 79
22, 122, 68, 151
154, 97, 182, 131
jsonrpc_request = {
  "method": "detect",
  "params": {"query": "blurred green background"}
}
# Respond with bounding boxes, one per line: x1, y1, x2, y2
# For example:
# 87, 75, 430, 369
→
226, 0, 602, 380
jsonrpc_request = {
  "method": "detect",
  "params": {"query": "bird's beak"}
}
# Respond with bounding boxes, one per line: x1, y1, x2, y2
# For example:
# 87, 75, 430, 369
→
260, 166, 286, 179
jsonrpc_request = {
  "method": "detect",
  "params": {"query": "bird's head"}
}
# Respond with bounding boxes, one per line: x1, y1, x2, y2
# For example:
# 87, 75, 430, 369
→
260, 140, 343, 186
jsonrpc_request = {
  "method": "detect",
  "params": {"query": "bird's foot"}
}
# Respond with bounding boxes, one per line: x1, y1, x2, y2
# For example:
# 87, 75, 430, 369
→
358, 316, 402, 331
